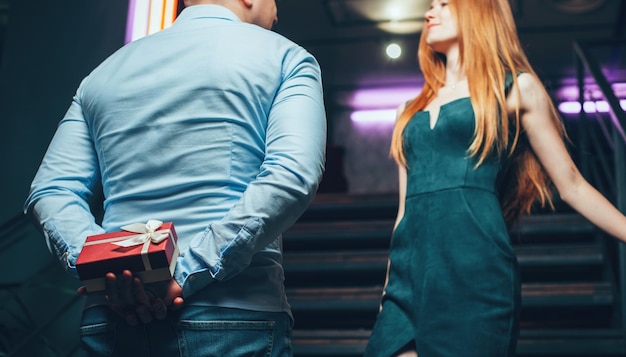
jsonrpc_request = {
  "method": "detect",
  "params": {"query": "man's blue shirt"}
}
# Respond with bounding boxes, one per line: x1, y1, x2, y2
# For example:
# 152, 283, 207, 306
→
24, 5, 326, 314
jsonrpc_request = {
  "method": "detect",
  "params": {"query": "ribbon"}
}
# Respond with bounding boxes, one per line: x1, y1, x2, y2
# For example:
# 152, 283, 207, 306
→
114, 220, 170, 248
112, 219, 170, 271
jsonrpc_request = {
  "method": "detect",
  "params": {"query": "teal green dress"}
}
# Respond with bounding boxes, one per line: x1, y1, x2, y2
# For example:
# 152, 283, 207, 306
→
365, 84, 520, 356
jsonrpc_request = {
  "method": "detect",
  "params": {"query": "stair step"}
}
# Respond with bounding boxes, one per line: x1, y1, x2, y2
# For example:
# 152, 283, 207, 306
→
284, 250, 387, 274
522, 282, 614, 306
283, 220, 393, 250
292, 329, 370, 356
288, 286, 381, 311
515, 243, 604, 266
517, 328, 626, 355
298, 193, 398, 221
284, 194, 618, 356
291, 328, 626, 356
299, 194, 593, 236
284, 243, 604, 274
287, 282, 614, 312
285, 213, 597, 250
512, 214, 595, 236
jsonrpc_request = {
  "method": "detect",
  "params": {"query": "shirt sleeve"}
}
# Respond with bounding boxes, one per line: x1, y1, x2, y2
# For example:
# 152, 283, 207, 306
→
23, 92, 105, 279
174, 50, 327, 297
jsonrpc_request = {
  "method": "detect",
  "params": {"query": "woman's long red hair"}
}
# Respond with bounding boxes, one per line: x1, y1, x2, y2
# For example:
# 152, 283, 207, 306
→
390, 0, 566, 225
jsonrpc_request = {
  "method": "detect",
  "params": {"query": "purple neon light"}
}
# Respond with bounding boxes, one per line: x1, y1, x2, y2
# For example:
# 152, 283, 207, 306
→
350, 99, 626, 126
125, 0, 137, 44
349, 87, 420, 109
558, 100, 626, 114
351, 109, 397, 123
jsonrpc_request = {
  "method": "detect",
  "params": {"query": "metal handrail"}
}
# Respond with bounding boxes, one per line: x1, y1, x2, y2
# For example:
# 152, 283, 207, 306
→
580, 107, 616, 197
573, 39, 626, 344
573, 41, 626, 143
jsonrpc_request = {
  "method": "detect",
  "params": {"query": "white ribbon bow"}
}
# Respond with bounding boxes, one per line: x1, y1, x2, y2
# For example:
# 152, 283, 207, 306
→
114, 220, 169, 247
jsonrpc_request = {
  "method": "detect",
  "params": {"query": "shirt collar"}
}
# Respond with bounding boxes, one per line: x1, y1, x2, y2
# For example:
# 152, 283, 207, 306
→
174, 4, 242, 25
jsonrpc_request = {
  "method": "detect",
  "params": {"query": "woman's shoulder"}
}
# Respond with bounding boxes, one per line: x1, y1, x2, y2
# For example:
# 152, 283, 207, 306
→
507, 72, 551, 116
515, 72, 544, 93
506, 72, 545, 102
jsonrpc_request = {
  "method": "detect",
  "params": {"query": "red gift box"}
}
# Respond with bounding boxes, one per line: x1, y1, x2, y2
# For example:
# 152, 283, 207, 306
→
76, 220, 179, 292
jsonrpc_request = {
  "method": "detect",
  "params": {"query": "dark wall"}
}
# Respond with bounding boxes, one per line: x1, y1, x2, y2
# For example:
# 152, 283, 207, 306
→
0, 0, 128, 222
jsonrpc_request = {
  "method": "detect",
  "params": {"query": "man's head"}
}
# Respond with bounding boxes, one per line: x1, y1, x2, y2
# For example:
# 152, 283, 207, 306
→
184, 0, 278, 30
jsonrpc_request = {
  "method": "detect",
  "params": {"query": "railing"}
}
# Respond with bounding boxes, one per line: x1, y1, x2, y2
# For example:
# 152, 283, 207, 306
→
573, 39, 626, 346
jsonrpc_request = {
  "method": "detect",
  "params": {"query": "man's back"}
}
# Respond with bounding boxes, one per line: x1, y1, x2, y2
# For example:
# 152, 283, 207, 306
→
81, 5, 317, 237
27, 4, 326, 313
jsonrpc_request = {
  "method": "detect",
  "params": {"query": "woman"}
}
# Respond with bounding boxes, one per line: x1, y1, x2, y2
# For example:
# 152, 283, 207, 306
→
364, 0, 626, 356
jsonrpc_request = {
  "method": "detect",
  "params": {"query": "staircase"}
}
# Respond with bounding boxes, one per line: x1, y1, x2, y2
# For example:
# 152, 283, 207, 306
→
0, 196, 624, 357
0, 214, 84, 357
283, 193, 626, 356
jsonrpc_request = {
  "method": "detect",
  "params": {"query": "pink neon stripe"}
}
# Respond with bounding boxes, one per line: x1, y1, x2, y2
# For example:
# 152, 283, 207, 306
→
125, 0, 137, 44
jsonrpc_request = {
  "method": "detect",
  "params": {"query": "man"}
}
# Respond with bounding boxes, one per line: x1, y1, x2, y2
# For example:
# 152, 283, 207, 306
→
23, 0, 326, 355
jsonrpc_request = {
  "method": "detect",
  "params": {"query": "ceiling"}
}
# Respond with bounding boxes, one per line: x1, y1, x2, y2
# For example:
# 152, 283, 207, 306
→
0, 0, 623, 109
272, 0, 626, 109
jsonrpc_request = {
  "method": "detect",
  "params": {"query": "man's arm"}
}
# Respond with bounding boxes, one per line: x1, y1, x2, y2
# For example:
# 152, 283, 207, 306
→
174, 51, 327, 297
24, 95, 105, 278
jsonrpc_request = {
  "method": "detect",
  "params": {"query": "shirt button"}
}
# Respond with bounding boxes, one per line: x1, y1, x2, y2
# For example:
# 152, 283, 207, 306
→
189, 275, 196, 281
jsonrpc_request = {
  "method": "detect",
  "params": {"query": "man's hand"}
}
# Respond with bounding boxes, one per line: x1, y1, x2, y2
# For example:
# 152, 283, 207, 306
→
78, 270, 184, 326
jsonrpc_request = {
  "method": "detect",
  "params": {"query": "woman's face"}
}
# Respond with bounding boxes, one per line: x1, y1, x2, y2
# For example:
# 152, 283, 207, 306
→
424, 0, 458, 53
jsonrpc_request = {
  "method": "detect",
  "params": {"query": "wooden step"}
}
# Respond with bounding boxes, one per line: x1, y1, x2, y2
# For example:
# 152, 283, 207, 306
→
512, 213, 596, 237
522, 282, 614, 307
288, 286, 382, 311
284, 250, 387, 274
515, 243, 604, 267
517, 328, 626, 355
284, 243, 604, 275
287, 282, 614, 312
292, 329, 369, 356
284, 194, 619, 356
291, 328, 626, 356
299, 194, 592, 237
283, 220, 393, 250
285, 213, 597, 250
298, 193, 398, 221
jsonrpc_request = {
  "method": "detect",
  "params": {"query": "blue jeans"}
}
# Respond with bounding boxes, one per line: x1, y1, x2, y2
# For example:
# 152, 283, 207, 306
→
79, 305, 293, 357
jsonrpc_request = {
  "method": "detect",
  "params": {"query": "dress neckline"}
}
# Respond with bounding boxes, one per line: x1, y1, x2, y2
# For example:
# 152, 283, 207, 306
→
420, 96, 470, 130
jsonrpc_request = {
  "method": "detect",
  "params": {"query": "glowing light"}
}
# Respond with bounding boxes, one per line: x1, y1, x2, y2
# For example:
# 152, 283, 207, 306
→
351, 109, 397, 123
558, 100, 626, 114
558, 101, 581, 114
378, 20, 424, 34
386, 43, 402, 59
386, 6, 403, 21
556, 83, 626, 102
351, 99, 626, 126
350, 87, 420, 109
126, 0, 178, 44
348, 86, 625, 125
